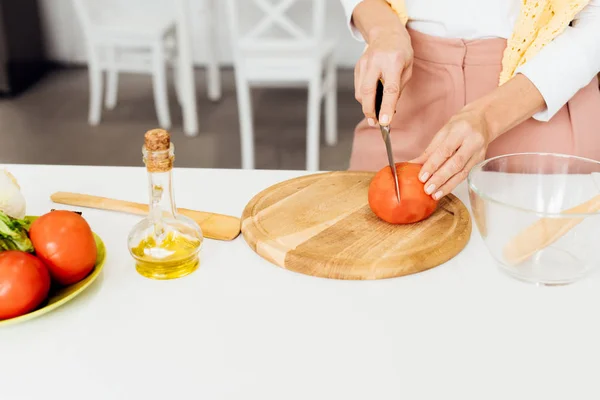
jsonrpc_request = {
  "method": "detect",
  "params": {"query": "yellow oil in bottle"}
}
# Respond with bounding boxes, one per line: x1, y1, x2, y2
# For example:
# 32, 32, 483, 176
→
128, 128, 204, 280
131, 231, 203, 280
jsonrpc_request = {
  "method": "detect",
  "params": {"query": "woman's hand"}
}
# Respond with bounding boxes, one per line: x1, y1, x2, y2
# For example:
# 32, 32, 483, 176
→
411, 73, 547, 200
410, 108, 491, 200
351, 0, 413, 127
355, 30, 413, 127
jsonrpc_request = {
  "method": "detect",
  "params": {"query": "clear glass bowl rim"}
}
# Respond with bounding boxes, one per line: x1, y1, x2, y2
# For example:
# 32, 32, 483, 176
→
466, 152, 600, 218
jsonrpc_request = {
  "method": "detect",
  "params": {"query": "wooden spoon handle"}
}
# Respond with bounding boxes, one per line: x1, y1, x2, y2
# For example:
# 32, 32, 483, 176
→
50, 192, 241, 241
503, 194, 600, 265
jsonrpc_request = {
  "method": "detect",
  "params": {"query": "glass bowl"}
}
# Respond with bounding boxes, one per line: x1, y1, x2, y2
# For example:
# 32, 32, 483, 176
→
467, 153, 600, 286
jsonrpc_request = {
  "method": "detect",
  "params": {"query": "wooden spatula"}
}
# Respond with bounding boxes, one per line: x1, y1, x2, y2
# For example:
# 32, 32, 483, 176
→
503, 194, 600, 265
50, 192, 241, 241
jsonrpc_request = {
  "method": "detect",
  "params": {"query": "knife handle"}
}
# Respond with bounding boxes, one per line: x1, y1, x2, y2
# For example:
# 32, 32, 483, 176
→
374, 80, 385, 121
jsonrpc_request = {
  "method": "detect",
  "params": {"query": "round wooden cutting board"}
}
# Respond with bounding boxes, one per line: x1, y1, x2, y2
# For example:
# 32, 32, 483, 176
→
241, 171, 472, 280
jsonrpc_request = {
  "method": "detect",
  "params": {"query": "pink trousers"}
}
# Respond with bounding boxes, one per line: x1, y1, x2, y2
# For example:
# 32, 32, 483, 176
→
348, 28, 600, 171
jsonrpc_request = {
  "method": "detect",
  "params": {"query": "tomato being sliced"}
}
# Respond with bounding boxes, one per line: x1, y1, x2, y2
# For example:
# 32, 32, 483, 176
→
368, 162, 438, 224
0, 251, 51, 320
29, 210, 97, 286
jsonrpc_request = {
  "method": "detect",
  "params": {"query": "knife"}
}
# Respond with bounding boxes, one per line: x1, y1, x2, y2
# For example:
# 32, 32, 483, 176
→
375, 80, 401, 202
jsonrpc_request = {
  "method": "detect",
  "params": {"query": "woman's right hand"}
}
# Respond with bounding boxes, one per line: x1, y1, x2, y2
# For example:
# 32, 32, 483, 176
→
351, 0, 414, 128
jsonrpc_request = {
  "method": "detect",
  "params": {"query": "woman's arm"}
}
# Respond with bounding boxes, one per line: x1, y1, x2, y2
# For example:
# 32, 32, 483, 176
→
470, 74, 546, 141
340, 0, 370, 41
412, 1, 600, 200
340, 0, 406, 43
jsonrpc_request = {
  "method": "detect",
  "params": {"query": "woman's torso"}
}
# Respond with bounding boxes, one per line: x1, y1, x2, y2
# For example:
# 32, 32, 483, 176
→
404, 0, 521, 40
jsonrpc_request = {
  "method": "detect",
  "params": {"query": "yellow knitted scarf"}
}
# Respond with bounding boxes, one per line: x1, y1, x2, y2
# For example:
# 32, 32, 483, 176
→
385, 0, 591, 85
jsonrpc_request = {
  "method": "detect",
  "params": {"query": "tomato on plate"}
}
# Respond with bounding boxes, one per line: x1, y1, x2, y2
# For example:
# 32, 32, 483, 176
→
29, 210, 97, 286
368, 162, 438, 224
0, 251, 51, 320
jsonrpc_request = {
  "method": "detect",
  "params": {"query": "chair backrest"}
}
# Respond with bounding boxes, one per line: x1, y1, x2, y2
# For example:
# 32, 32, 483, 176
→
225, 0, 326, 50
71, 0, 96, 37
72, 0, 175, 36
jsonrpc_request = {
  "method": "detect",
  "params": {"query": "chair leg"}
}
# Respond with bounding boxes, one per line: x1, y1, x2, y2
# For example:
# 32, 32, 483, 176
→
306, 74, 322, 171
206, 51, 222, 102
105, 48, 118, 109
152, 43, 171, 129
204, 0, 221, 101
325, 59, 338, 146
234, 71, 254, 169
87, 49, 103, 126
173, 60, 183, 106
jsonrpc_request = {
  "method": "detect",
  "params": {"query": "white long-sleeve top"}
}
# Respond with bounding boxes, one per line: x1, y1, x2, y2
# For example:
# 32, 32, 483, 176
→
340, 0, 600, 122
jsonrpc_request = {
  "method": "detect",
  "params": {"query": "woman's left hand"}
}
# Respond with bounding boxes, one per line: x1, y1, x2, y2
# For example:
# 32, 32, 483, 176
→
410, 107, 491, 200
410, 73, 547, 200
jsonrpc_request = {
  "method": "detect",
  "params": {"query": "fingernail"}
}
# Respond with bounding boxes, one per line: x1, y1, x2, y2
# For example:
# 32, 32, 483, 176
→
425, 184, 436, 195
420, 172, 429, 182
433, 191, 443, 200
380, 114, 389, 124
367, 118, 375, 127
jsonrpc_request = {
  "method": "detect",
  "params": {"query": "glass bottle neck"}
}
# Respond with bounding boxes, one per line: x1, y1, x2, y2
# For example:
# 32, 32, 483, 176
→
148, 169, 177, 220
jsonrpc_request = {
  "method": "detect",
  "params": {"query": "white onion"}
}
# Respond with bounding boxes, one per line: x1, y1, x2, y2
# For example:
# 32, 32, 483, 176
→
0, 169, 26, 219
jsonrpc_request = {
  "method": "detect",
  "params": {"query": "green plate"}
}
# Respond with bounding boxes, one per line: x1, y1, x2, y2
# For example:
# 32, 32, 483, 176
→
0, 217, 106, 327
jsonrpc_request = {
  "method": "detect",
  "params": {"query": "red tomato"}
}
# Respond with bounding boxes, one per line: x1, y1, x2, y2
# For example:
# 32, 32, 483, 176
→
0, 251, 51, 320
29, 210, 97, 286
368, 162, 438, 224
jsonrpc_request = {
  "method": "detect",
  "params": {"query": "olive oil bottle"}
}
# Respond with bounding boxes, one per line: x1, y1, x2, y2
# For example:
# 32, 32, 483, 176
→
127, 129, 203, 279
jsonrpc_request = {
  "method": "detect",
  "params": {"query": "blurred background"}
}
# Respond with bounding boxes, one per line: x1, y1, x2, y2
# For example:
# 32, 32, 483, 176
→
0, 0, 366, 171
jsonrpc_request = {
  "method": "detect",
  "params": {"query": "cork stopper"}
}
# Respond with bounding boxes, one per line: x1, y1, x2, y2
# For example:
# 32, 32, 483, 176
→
144, 129, 170, 151
143, 129, 174, 172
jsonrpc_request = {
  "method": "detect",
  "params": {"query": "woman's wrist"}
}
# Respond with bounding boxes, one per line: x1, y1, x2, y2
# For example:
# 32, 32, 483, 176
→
467, 73, 547, 142
365, 25, 409, 45
353, 0, 408, 44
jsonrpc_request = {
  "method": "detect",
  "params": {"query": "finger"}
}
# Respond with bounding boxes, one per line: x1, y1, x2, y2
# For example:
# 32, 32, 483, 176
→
410, 154, 427, 165
354, 58, 365, 104
419, 131, 463, 189
410, 135, 443, 165
400, 60, 413, 91
431, 154, 482, 200
378, 71, 402, 126
360, 62, 382, 124
409, 126, 449, 169
423, 140, 476, 197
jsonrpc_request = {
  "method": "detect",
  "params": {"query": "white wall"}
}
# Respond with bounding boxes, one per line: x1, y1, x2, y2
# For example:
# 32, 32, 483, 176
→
37, 0, 365, 68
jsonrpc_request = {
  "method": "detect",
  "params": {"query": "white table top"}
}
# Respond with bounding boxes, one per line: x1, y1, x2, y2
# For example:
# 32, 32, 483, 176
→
0, 164, 599, 400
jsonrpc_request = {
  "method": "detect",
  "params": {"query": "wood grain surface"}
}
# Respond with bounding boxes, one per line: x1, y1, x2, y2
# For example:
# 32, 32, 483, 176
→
503, 193, 600, 265
241, 171, 472, 280
51, 192, 241, 241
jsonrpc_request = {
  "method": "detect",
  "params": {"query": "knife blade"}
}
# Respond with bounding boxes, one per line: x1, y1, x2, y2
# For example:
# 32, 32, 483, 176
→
375, 80, 401, 202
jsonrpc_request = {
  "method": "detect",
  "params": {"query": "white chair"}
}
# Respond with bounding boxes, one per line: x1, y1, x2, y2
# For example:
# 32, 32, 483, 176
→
72, 0, 221, 132
193, 0, 222, 102
224, 0, 338, 171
